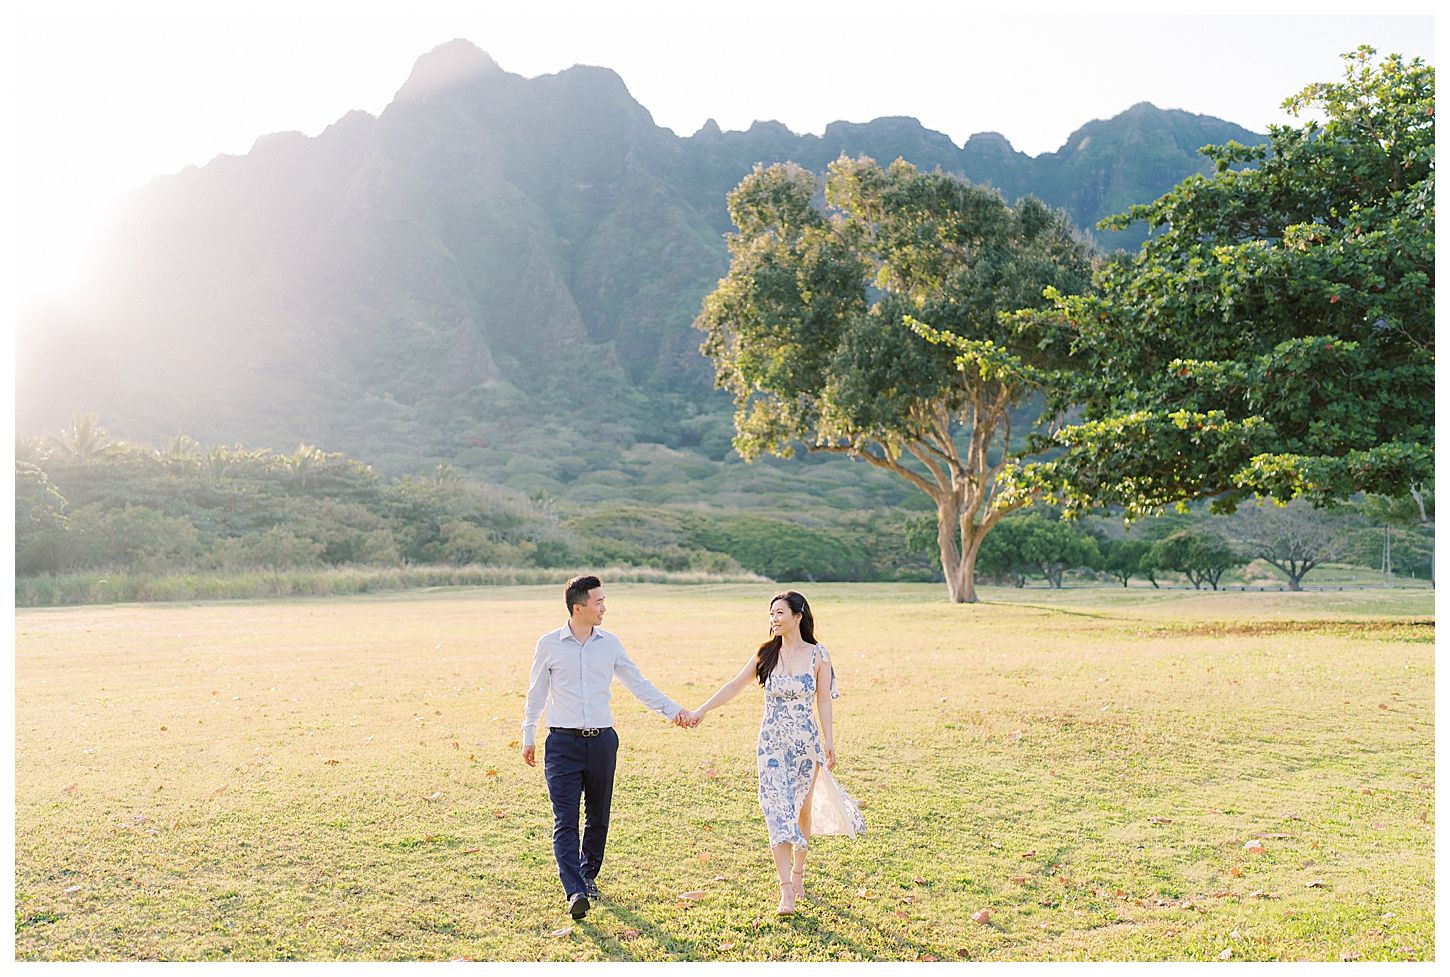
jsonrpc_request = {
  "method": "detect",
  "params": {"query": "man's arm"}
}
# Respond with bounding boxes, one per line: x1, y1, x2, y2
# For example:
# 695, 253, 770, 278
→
613, 645, 683, 722
520, 639, 551, 765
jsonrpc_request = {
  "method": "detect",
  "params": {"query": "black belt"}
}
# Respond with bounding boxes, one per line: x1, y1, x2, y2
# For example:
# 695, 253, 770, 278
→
550, 727, 604, 737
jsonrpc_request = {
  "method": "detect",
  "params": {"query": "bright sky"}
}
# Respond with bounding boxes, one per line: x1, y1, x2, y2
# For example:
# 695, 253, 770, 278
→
11, 8, 1436, 312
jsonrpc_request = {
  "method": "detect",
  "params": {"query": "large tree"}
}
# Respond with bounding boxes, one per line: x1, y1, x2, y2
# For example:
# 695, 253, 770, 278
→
696, 156, 1093, 601
1024, 47, 1433, 517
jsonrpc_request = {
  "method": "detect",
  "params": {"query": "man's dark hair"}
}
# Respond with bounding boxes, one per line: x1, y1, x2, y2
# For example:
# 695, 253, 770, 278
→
565, 575, 602, 615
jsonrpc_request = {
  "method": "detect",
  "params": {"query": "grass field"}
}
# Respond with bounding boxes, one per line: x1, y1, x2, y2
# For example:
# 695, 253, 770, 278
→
14, 583, 1435, 961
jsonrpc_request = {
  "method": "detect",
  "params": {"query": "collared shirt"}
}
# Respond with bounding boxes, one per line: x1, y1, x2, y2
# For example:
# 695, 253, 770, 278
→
521, 623, 682, 747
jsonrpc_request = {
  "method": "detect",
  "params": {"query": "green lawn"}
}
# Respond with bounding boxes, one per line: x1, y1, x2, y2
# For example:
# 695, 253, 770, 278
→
14, 583, 1434, 961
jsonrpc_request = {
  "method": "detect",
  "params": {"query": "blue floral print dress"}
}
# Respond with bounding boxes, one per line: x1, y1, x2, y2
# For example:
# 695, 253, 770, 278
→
757, 644, 867, 850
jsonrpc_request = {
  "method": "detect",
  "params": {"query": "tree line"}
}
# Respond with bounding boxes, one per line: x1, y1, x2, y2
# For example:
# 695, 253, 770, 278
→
14, 415, 941, 584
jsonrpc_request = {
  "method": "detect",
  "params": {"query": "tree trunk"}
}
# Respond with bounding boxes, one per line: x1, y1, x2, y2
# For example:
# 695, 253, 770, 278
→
938, 498, 991, 603
937, 499, 972, 603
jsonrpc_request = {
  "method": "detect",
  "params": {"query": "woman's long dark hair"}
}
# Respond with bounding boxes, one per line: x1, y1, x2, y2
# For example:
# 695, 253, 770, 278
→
755, 591, 817, 685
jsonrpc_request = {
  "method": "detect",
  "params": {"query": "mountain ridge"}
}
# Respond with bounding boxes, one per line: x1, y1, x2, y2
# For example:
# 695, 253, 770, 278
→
18, 39, 1267, 487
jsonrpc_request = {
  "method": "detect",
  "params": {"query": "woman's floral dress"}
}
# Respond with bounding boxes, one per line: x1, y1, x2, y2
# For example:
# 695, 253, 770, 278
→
757, 644, 867, 850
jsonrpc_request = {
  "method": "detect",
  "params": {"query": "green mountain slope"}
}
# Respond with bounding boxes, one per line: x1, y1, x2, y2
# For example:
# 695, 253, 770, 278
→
17, 39, 1265, 493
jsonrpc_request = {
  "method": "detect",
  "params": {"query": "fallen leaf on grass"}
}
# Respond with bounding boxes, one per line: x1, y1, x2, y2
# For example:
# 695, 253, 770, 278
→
1305, 880, 1325, 888
703, 769, 719, 779
898, 895, 915, 904
1020, 850, 1036, 858
550, 926, 574, 938
679, 890, 707, 901
211, 785, 228, 795
1211, 891, 1239, 899
956, 948, 971, 958
485, 769, 498, 778
698, 853, 711, 865
1163, 929, 1179, 937
913, 876, 928, 885
970, 909, 990, 924
509, 741, 519, 748
919, 954, 939, 962
1147, 817, 1172, 824
323, 759, 341, 765
59, 782, 79, 793
1230, 867, 1244, 877
1372, 822, 1385, 829
160, 726, 167, 731
63, 886, 81, 894
1341, 952, 1361, 961
895, 911, 911, 920
713, 875, 727, 882
1218, 948, 1232, 960
857, 888, 874, 898
1247, 890, 1265, 899
717, 942, 735, 951
461, 848, 479, 854
492, 810, 505, 818
1244, 843, 1265, 855
618, 928, 639, 941
1378, 704, 1388, 710
423, 792, 442, 801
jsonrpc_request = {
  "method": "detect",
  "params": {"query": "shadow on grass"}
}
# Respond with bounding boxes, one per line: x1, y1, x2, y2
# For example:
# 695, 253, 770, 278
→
572, 876, 956, 962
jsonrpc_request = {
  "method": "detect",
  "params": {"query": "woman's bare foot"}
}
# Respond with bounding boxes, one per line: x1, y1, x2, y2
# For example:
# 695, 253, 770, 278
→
790, 868, 805, 899
776, 884, 796, 916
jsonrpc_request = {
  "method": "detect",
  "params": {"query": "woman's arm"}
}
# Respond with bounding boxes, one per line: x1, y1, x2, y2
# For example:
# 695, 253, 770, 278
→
687, 656, 757, 724
816, 651, 836, 770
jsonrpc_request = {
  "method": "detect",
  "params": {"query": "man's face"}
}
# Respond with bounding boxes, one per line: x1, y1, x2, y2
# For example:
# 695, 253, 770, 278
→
573, 587, 606, 628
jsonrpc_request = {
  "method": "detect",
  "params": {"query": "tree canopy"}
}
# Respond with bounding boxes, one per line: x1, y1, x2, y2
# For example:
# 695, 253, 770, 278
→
696, 156, 1093, 601
1025, 47, 1433, 517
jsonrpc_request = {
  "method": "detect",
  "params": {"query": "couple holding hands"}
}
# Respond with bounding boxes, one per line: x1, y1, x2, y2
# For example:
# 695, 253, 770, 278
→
521, 575, 867, 919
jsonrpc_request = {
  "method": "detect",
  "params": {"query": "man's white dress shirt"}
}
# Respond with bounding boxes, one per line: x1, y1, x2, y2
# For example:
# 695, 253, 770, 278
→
521, 623, 682, 747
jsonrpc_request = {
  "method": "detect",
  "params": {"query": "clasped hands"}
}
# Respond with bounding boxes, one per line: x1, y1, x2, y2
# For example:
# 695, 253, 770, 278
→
673, 707, 705, 729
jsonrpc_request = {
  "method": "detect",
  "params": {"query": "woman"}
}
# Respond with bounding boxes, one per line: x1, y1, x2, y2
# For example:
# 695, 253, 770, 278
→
682, 591, 866, 915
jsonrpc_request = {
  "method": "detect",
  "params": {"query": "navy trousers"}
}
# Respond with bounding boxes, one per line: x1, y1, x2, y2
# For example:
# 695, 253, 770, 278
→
543, 727, 618, 899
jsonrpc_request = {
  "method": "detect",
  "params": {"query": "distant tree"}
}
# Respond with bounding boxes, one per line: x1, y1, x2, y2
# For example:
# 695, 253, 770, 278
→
975, 513, 1099, 588
1358, 488, 1434, 585
1226, 499, 1353, 591
1099, 537, 1152, 587
696, 156, 1093, 602
1144, 530, 1245, 590
1025, 47, 1434, 517
16, 461, 70, 575
47, 411, 112, 463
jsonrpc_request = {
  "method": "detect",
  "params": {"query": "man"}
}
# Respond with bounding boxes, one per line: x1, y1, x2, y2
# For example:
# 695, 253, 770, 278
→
521, 574, 696, 920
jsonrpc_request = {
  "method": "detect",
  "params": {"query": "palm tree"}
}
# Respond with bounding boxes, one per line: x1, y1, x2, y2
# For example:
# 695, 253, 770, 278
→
15, 431, 49, 464
47, 411, 111, 462
159, 434, 201, 461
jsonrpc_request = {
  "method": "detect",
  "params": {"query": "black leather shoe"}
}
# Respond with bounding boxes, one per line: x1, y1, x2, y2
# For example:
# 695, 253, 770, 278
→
568, 893, 590, 919
583, 878, 601, 900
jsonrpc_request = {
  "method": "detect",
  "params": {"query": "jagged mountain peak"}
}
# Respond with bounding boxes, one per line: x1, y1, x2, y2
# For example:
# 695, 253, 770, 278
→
394, 38, 503, 102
